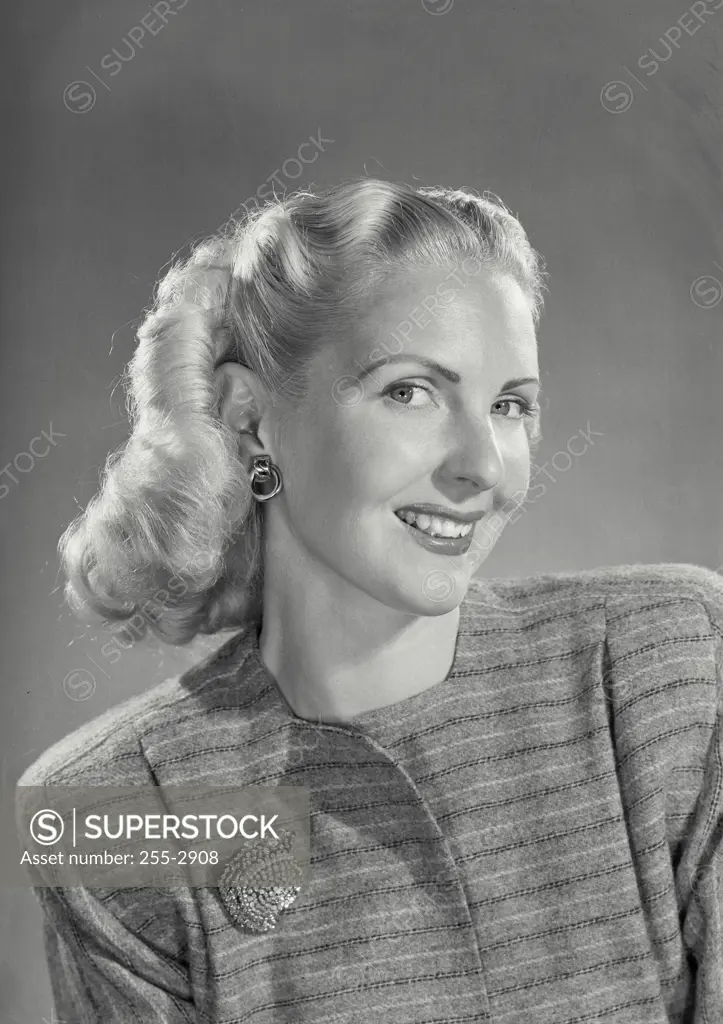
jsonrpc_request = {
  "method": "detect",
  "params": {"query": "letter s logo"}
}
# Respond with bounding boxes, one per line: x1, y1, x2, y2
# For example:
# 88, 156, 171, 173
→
29, 809, 65, 845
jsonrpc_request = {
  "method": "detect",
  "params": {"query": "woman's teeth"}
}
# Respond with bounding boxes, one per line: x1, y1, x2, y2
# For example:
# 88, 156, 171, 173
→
395, 510, 473, 539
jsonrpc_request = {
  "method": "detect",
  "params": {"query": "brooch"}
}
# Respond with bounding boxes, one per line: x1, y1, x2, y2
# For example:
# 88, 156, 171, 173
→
217, 827, 303, 933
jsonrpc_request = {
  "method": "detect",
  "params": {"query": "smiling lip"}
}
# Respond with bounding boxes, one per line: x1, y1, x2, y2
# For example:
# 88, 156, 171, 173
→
395, 515, 475, 555
393, 503, 486, 524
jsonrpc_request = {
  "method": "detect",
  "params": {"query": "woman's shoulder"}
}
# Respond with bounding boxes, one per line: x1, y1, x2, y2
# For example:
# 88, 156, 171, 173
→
17, 626, 256, 790
476, 560, 723, 617
464, 562, 723, 654
467, 562, 722, 725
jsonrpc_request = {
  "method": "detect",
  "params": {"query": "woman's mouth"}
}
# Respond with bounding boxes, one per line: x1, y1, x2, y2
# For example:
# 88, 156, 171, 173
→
394, 510, 474, 538
393, 508, 477, 556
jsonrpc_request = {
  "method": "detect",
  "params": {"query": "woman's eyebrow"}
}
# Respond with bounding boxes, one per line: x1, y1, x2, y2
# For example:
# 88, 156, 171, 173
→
360, 354, 460, 382
501, 376, 541, 391
359, 353, 540, 392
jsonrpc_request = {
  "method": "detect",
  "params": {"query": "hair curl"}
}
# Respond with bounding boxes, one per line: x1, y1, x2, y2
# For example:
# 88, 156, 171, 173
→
59, 177, 546, 645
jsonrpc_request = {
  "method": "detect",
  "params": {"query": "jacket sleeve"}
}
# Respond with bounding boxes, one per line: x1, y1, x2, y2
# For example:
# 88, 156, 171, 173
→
16, 769, 199, 1023
26, 881, 198, 1023
602, 563, 723, 1022
675, 574, 723, 1020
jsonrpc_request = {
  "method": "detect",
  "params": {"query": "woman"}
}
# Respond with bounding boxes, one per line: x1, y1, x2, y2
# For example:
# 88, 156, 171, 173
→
18, 179, 723, 1023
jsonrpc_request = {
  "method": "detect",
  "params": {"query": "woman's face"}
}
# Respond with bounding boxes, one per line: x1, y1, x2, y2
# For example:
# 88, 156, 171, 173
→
269, 264, 540, 615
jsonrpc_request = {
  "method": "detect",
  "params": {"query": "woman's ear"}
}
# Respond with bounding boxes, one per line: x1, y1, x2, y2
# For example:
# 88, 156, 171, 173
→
213, 362, 263, 435
213, 362, 281, 468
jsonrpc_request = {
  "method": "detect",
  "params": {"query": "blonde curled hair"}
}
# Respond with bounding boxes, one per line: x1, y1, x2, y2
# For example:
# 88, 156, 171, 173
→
59, 177, 546, 645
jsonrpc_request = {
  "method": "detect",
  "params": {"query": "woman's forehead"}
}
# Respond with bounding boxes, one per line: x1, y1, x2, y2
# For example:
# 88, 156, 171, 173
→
328, 269, 538, 373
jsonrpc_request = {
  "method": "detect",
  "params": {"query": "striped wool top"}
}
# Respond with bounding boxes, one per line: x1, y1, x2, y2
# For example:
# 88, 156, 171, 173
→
17, 561, 723, 1024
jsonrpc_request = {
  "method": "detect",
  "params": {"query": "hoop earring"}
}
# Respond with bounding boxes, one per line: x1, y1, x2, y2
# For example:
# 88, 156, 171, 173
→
249, 454, 283, 502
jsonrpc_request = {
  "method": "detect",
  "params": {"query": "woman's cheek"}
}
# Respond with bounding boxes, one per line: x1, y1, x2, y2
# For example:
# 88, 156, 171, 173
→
505, 434, 531, 479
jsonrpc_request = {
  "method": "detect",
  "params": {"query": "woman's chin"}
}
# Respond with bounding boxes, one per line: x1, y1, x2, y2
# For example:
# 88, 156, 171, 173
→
418, 564, 471, 609
380, 562, 476, 616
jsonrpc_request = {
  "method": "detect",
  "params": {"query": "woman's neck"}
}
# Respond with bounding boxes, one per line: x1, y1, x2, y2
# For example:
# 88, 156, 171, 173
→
258, 553, 461, 724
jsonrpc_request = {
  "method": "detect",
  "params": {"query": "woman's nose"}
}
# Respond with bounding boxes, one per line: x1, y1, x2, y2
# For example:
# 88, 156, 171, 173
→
437, 418, 505, 494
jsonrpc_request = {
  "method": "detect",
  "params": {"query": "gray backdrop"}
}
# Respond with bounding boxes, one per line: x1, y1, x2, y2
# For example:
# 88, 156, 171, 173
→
2, 0, 722, 1017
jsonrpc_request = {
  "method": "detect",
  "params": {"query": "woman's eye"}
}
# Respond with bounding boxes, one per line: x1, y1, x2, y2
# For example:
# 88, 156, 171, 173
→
492, 398, 531, 420
384, 384, 432, 407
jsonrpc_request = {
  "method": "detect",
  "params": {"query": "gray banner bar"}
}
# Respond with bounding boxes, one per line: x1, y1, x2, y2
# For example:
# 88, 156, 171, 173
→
9, 785, 310, 888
